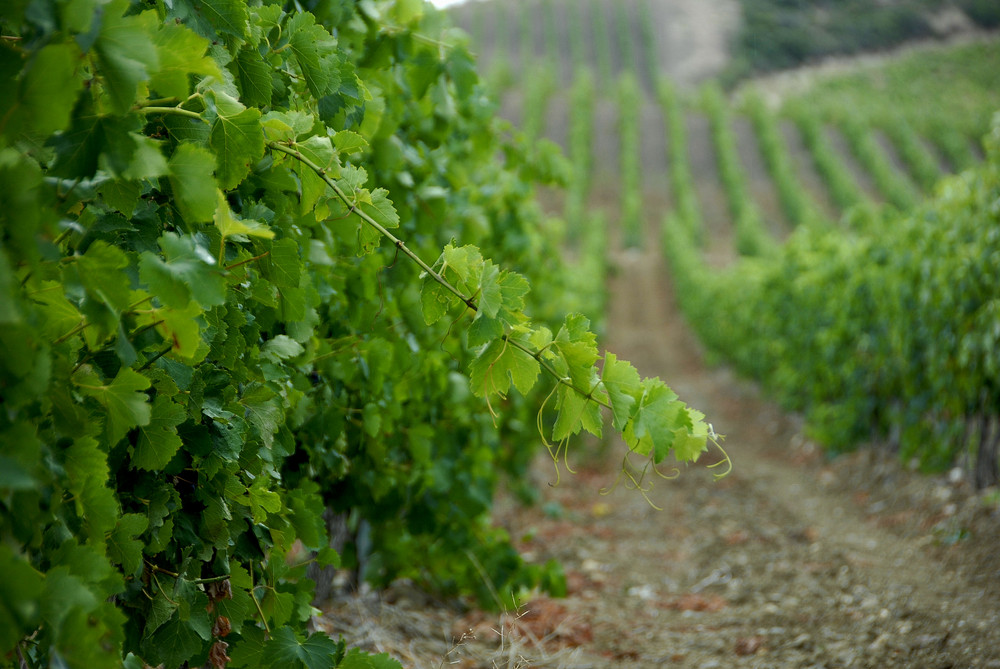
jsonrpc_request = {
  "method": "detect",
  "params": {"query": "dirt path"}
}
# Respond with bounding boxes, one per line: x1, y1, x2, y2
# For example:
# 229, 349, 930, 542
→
474, 225, 1000, 668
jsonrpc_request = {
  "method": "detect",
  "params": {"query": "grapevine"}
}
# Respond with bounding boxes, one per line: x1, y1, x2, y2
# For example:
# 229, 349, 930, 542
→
0, 1, 720, 668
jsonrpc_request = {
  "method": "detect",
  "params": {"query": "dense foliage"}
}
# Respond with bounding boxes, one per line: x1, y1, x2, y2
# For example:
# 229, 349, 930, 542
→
0, 1, 719, 667
664, 114, 1000, 487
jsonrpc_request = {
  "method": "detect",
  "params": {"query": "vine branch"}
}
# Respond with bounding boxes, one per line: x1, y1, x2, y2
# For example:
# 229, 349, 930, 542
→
266, 140, 614, 413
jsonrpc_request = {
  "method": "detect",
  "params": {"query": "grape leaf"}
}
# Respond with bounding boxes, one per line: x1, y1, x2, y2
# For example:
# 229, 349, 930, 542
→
150, 21, 221, 100
420, 278, 452, 325
601, 353, 641, 430
76, 241, 132, 313
169, 143, 218, 223
553, 314, 600, 391
357, 187, 399, 229
76, 367, 152, 445
338, 648, 404, 669
40, 567, 99, 633
196, 0, 250, 38
623, 379, 684, 460
132, 395, 186, 470
469, 338, 539, 399
673, 409, 709, 462
139, 231, 227, 309
0, 546, 44, 653
15, 43, 83, 137
94, 1, 159, 115
263, 334, 304, 361
333, 130, 367, 155
143, 617, 203, 669
63, 437, 118, 542
210, 107, 264, 189
267, 238, 302, 288
287, 12, 340, 99
239, 384, 282, 448
215, 191, 275, 240
151, 302, 205, 359
121, 133, 169, 180
231, 45, 273, 108
261, 627, 342, 669
466, 312, 504, 348
476, 260, 502, 318
107, 513, 149, 576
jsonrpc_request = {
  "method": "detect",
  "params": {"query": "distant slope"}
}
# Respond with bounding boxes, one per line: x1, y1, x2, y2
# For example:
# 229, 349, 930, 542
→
447, 0, 1000, 88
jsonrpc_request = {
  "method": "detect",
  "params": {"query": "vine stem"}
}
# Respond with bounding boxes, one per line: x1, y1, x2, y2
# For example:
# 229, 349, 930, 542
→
266, 141, 477, 312
266, 140, 613, 412
136, 106, 206, 122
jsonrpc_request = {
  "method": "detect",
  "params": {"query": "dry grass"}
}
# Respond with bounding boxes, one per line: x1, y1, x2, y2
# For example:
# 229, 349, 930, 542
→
313, 582, 595, 668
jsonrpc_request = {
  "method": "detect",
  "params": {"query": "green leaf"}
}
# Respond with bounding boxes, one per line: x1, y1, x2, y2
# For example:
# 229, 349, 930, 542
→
554, 314, 600, 391
63, 437, 118, 541
338, 648, 403, 669
143, 592, 177, 639
210, 107, 264, 190
121, 133, 169, 180
357, 188, 399, 229
0, 244, 19, 326
333, 130, 367, 155
469, 338, 540, 399
98, 179, 143, 214
139, 231, 227, 309
215, 191, 275, 240
0, 547, 44, 655
150, 302, 206, 360
466, 313, 504, 348
441, 243, 482, 285
15, 43, 84, 137
476, 261, 502, 318
150, 21, 221, 100
143, 616, 204, 669
94, 2, 160, 114
240, 385, 282, 448
262, 627, 342, 669
602, 353, 641, 430
197, 0, 250, 38
420, 278, 452, 325
672, 409, 709, 462
287, 12, 340, 99
107, 513, 149, 576
76, 241, 132, 313
76, 367, 152, 445
169, 143, 218, 223
263, 334, 304, 361
40, 567, 99, 634
132, 395, 186, 470
260, 588, 295, 628
231, 45, 273, 107
285, 481, 326, 550
623, 379, 684, 460
268, 237, 302, 288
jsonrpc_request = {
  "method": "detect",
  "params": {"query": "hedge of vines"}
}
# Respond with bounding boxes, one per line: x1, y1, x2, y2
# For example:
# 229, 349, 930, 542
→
664, 113, 1000, 487
0, 1, 719, 667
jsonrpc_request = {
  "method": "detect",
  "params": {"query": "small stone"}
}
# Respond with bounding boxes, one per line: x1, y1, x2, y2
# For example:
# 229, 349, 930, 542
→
788, 633, 812, 649
868, 632, 891, 653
